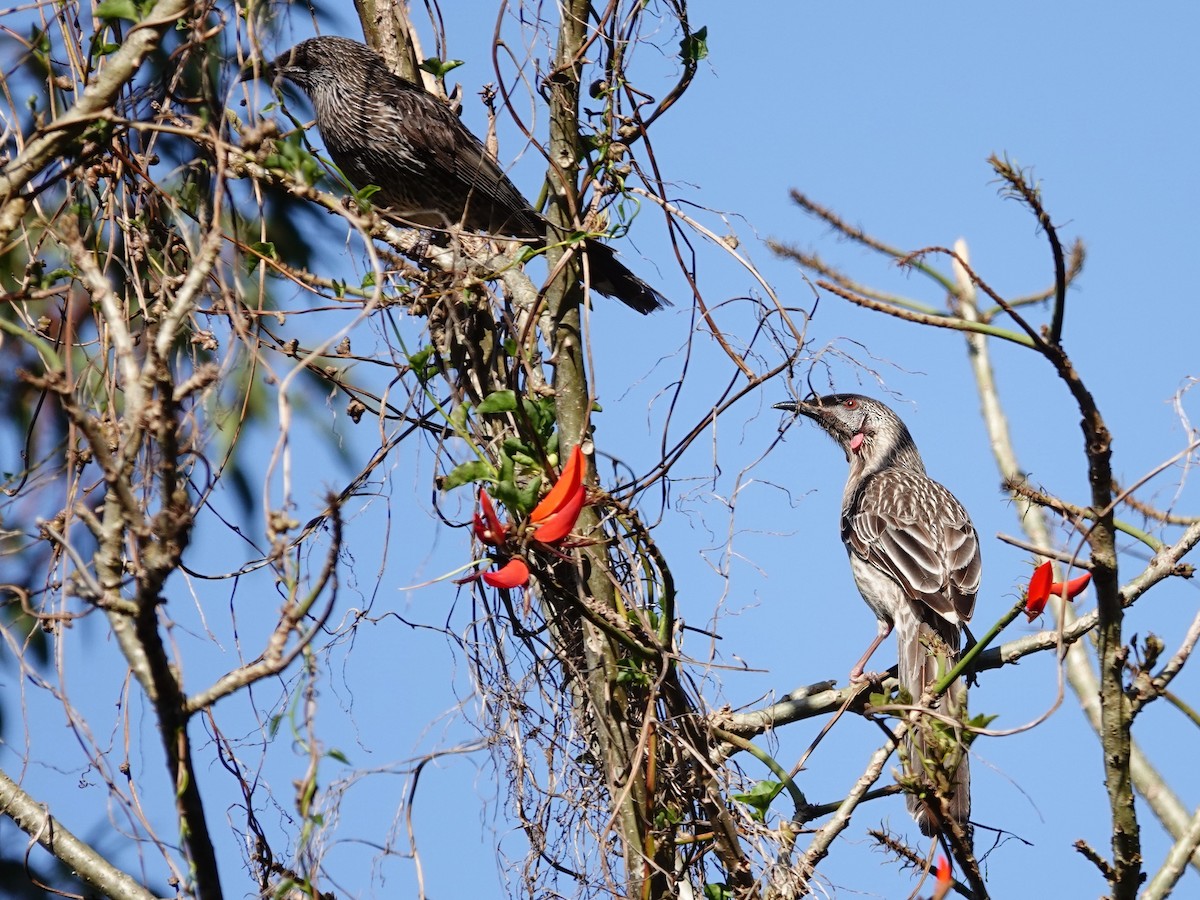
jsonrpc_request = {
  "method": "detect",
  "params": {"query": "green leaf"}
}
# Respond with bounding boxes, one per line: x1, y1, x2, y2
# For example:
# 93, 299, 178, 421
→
95, 0, 140, 22
178, 179, 201, 215
477, 390, 517, 414
732, 779, 780, 822
246, 241, 277, 274
407, 346, 438, 383
680, 26, 709, 64
653, 806, 682, 829
501, 437, 534, 460
615, 658, 650, 688
442, 460, 495, 491
262, 133, 324, 186
513, 477, 540, 511
964, 712, 998, 746
703, 885, 732, 900
29, 25, 51, 59
327, 748, 351, 765
419, 57, 465, 79
352, 183, 381, 212
492, 478, 520, 514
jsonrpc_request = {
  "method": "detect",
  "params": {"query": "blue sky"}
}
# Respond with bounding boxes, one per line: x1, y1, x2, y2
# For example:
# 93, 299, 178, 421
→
261, 5, 1200, 894
7, 3, 1200, 898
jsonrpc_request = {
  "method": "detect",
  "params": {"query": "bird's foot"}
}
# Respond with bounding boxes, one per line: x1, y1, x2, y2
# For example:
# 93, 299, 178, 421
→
412, 229, 435, 257
848, 668, 887, 686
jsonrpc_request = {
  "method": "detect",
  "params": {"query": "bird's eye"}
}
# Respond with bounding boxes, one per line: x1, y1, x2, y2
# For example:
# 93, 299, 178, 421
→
843, 398, 857, 410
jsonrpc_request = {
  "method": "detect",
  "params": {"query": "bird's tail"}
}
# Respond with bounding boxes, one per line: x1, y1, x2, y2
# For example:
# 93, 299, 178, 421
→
895, 605, 972, 839
580, 237, 669, 314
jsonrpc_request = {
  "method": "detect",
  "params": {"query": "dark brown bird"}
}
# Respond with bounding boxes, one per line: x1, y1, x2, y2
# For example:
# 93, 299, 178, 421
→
775, 393, 979, 837
247, 36, 667, 314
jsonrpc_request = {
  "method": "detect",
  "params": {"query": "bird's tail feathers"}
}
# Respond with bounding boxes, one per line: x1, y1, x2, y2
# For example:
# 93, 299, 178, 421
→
580, 237, 669, 314
895, 607, 972, 840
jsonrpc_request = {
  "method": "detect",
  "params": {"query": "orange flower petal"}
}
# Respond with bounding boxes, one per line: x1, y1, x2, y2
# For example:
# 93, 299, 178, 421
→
1024, 560, 1054, 621
531, 445, 585, 523
474, 489, 507, 546
933, 855, 952, 898
532, 480, 586, 544
482, 558, 529, 589
1050, 572, 1092, 601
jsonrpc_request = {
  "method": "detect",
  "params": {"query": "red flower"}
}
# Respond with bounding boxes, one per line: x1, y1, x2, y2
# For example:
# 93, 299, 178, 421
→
1025, 562, 1092, 621
473, 489, 508, 546
1052, 572, 1092, 600
529, 445, 586, 544
482, 558, 530, 589
464, 445, 588, 591
933, 855, 951, 899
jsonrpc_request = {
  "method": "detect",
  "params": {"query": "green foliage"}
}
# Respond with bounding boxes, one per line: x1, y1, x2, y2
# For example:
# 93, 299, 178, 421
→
732, 779, 781, 822
442, 459, 497, 492
868, 686, 897, 708
476, 390, 558, 449
703, 884, 732, 900
653, 805, 682, 829
262, 132, 324, 187
94, 0, 143, 23
615, 657, 650, 688
27, 25, 51, 65
406, 346, 439, 384
246, 241, 277, 274
965, 712, 998, 746
419, 57, 465, 79
474, 390, 520, 414
351, 183, 381, 213
491, 455, 540, 516
679, 26, 708, 64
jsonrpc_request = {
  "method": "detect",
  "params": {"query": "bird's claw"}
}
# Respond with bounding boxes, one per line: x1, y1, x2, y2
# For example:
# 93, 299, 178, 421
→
848, 669, 887, 687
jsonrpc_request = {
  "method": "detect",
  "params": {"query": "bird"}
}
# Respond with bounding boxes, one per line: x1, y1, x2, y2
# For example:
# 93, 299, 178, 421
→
775, 393, 979, 837
244, 36, 667, 314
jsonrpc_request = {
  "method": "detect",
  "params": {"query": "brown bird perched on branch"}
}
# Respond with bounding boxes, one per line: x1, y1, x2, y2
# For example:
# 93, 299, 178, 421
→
775, 393, 979, 837
244, 35, 667, 314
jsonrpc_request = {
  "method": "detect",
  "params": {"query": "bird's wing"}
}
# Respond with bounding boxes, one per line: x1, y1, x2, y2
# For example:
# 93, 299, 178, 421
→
384, 82, 543, 236
844, 468, 979, 623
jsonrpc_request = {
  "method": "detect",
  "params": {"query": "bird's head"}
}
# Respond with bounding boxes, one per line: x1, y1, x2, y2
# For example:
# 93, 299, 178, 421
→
241, 36, 381, 96
774, 393, 923, 475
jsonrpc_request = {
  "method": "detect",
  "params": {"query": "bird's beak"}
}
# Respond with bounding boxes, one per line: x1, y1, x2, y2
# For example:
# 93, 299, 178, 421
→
239, 49, 288, 84
776, 398, 842, 437
773, 398, 820, 419
238, 61, 269, 83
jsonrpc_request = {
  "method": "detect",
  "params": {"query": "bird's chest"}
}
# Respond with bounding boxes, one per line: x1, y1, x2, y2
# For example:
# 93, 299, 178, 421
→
314, 93, 422, 174
845, 548, 903, 625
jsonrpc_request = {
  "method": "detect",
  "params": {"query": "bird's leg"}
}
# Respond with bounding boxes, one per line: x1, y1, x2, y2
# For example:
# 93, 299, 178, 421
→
414, 227, 450, 256
848, 619, 892, 684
